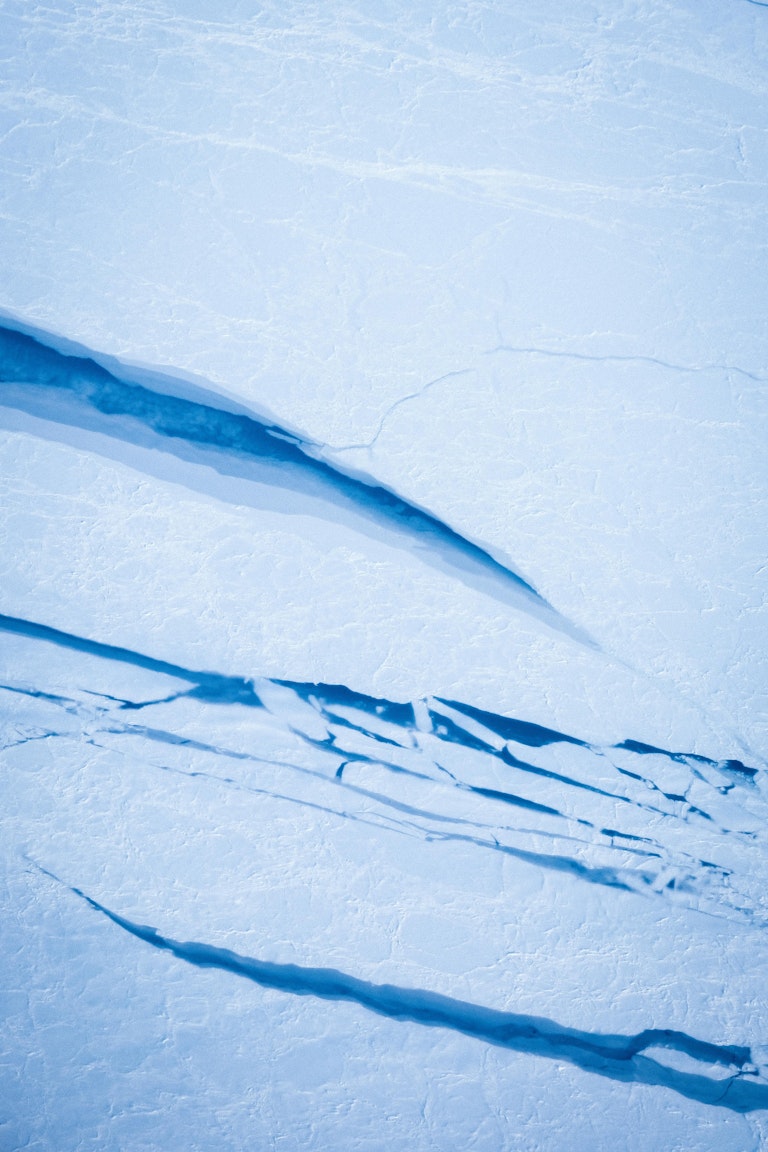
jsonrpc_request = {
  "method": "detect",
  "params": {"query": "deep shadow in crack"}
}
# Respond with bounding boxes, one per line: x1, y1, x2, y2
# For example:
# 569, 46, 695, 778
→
436, 696, 587, 748
36, 866, 768, 1114
0, 322, 592, 642
86, 725, 666, 893
3, 671, 664, 897
1, 614, 757, 833
274, 689, 745, 832
428, 701, 735, 829
275, 679, 415, 731
616, 739, 756, 780
95, 722, 653, 893
4, 675, 747, 911
0, 612, 262, 706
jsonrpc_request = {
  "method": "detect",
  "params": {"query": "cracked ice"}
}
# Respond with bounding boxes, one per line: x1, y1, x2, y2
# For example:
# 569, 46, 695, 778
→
1, 2, 768, 1150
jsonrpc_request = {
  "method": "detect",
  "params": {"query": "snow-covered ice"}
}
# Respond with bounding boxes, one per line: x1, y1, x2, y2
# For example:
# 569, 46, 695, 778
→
1, 1, 767, 1149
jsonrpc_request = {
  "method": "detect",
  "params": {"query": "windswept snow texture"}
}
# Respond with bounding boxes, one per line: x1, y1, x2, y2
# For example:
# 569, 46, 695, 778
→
2, 1, 768, 1150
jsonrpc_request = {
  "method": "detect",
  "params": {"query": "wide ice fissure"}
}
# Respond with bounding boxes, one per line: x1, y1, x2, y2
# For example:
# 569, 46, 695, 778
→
27, 861, 768, 1116
0, 321, 597, 646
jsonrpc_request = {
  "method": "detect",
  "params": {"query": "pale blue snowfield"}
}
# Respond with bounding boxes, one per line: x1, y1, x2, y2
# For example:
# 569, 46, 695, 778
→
1, 0, 768, 1148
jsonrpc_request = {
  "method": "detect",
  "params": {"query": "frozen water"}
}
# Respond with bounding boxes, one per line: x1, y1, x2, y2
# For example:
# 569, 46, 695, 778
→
1, 1, 767, 1149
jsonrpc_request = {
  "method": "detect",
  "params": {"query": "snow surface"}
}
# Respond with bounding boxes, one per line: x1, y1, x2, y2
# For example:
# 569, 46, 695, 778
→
1, 1, 767, 1149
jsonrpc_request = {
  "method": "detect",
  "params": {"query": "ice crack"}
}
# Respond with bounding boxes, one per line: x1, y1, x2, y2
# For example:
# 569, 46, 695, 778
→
33, 865, 768, 1114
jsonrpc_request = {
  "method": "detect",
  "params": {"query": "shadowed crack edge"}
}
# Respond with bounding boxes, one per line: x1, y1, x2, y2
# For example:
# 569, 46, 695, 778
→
30, 863, 768, 1114
0, 612, 757, 791
0, 320, 596, 646
3, 615, 763, 916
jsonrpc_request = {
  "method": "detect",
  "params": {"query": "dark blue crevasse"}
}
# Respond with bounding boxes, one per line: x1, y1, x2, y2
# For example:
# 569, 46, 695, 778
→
426, 708, 499, 753
435, 697, 587, 748
97, 723, 650, 892
0, 613, 261, 707
9, 679, 649, 894
41, 870, 768, 1114
273, 680, 415, 731
427, 702, 679, 817
718, 760, 758, 780
0, 637, 684, 839
615, 739, 756, 780
435, 701, 758, 805
0, 322, 592, 641
467, 784, 563, 818
616, 739, 709, 763
5, 644, 738, 900
1, 614, 757, 788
